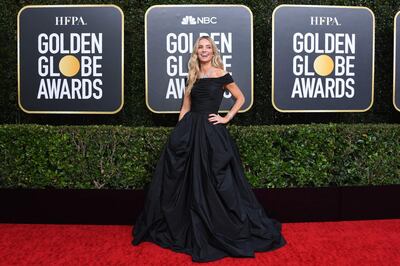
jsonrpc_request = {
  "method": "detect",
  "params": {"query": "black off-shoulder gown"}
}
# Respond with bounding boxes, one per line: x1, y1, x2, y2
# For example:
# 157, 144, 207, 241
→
132, 73, 286, 262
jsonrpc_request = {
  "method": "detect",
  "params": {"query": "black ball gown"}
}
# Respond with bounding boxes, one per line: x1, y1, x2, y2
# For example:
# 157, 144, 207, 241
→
132, 73, 286, 262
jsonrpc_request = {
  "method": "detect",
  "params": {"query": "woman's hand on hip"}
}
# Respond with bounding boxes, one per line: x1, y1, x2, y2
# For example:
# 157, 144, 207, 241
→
208, 113, 229, 125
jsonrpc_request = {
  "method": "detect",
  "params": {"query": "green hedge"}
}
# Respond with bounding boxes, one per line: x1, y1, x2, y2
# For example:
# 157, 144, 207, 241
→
1, 0, 400, 125
1, 124, 399, 189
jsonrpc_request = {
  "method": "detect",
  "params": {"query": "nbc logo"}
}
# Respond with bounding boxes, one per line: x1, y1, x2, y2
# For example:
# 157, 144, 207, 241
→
181, 15, 217, 25
181, 16, 196, 25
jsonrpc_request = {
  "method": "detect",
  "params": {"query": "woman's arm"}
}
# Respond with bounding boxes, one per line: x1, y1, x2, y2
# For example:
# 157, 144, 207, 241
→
222, 82, 245, 123
178, 89, 191, 121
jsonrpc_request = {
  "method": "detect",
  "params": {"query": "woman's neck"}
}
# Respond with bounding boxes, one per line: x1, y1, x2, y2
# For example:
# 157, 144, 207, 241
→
200, 62, 213, 73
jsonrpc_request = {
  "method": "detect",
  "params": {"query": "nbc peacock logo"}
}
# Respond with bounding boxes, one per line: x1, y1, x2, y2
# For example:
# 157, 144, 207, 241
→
181, 15, 217, 25
181, 16, 196, 25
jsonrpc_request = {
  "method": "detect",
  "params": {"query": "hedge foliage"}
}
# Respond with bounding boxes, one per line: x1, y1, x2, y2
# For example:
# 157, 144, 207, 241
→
1, 0, 400, 125
1, 124, 399, 189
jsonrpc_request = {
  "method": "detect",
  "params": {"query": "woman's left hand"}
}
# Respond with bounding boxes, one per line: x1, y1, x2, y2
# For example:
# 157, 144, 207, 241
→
208, 113, 228, 125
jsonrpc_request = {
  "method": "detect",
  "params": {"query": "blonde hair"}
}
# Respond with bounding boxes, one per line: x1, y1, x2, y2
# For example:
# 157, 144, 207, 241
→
185, 36, 224, 94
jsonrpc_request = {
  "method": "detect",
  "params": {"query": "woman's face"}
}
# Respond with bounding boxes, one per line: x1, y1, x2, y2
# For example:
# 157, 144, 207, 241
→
197, 38, 213, 63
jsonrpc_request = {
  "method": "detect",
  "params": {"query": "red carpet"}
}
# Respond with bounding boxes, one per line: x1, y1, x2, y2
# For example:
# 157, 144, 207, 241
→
0, 219, 399, 265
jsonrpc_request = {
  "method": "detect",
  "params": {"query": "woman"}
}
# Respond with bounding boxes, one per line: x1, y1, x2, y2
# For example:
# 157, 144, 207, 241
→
132, 36, 286, 262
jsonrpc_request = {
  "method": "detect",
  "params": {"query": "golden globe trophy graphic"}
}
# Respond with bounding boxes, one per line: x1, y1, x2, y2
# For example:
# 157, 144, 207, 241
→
314, 55, 334, 77
18, 5, 124, 114
59, 55, 81, 77
272, 5, 374, 112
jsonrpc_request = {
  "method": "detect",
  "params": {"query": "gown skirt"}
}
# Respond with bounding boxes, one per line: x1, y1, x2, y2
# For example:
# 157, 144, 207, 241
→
132, 74, 286, 262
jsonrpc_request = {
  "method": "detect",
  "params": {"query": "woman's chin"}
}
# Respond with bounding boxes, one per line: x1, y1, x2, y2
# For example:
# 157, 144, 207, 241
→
198, 58, 212, 64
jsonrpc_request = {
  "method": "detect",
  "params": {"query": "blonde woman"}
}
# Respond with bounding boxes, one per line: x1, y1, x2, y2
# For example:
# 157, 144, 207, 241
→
132, 36, 286, 262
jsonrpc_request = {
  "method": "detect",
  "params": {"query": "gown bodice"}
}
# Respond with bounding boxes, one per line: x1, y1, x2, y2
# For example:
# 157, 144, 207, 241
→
190, 73, 234, 114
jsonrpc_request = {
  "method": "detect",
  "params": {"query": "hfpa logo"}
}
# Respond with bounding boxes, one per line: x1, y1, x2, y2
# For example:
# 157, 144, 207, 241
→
181, 15, 217, 25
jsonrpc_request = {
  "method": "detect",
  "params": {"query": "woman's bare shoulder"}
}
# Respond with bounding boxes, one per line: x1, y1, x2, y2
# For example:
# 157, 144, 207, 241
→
213, 68, 227, 78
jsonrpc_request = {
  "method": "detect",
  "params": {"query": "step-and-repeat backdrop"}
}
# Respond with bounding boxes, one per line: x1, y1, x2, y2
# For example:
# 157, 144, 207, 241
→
17, 4, 400, 114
